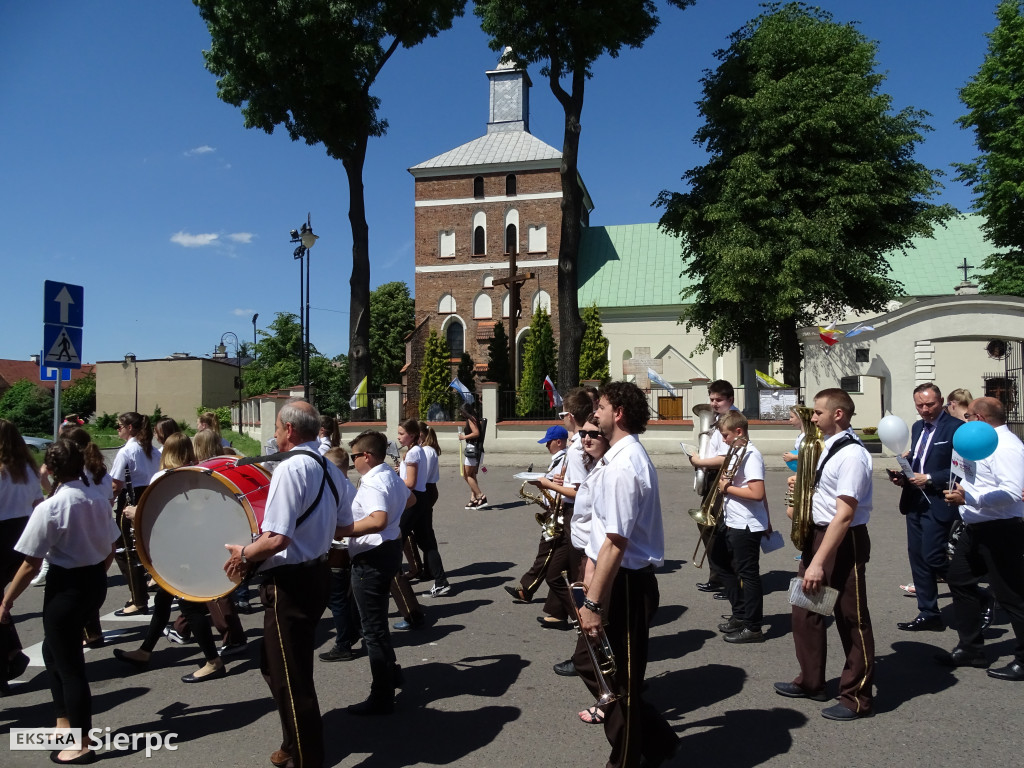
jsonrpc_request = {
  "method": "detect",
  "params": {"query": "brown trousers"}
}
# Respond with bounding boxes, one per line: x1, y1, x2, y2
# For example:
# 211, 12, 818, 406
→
572, 566, 675, 768
519, 520, 573, 621
792, 523, 875, 714
260, 559, 331, 768
173, 596, 245, 645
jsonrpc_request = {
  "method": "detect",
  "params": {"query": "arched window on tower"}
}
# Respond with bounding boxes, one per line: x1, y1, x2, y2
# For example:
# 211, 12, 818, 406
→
473, 176, 484, 198
473, 210, 487, 256
505, 224, 518, 255
446, 320, 465, 358
506, 174, 517, 196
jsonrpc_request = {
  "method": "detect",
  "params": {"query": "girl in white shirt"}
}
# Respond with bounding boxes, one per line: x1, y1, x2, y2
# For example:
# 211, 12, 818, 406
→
398, 421, 450, 598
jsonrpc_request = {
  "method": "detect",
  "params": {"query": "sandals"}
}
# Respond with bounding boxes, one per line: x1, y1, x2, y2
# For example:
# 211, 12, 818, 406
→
899, 583, 917, 595
465, 496, 488, 509
579, 706, 605, 725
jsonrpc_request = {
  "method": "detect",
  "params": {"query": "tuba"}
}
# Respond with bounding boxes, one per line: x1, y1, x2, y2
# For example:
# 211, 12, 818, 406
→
687, 437, 748, 568
562, 572, 619, 708
787, 406, 824, 551
692, 404, 717, 493
519, 483, 564, 542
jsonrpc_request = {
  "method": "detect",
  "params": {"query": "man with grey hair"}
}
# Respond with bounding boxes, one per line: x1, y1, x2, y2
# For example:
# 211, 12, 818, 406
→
225, 399, 353, 768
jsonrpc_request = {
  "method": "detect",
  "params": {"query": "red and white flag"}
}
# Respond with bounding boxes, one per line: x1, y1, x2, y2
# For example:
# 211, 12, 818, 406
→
543, 375, 562, 408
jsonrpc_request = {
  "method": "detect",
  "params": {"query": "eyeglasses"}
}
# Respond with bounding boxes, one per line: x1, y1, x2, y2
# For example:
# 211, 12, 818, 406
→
350, 451, 371, 461
579, 430, 604, 440
558, 411, 570, 418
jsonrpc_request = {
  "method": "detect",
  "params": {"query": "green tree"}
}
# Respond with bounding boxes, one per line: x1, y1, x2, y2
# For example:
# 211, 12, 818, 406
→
486, 320, 513, 418
369, 281, 415, 391
955, 0, 1024, 295
61, 371, 97, 419
0, 380, 53, 436
476, 0, 694, 390
455, 352, 477, 401
656, 2, 954, 385
578, 303, 610, 382
516, 307, 558, 417
195, 0, 466, 413
419, 329, 454, 419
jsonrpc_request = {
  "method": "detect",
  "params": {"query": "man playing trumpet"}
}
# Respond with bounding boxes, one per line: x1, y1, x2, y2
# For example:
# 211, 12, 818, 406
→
574, 382, 677, 768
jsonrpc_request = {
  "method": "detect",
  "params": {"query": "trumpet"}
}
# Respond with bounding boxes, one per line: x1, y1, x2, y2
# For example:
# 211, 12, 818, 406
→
518, 482, 564, 542
687, 437, 748, 568
562, 571, 619, 708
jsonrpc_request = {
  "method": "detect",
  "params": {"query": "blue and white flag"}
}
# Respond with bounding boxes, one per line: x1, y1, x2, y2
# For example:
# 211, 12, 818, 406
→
450, 377, 475, 405
647, 368, 674, 391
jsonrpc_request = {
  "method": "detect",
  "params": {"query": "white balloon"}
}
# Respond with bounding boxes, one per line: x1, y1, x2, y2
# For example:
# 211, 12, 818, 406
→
877, 413, 910, 454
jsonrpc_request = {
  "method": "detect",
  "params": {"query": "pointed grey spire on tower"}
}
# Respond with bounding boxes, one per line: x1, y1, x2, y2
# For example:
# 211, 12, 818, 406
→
487, 46, 531, 134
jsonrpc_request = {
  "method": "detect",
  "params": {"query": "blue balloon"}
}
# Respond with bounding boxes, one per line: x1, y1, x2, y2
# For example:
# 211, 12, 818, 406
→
952, 421, 999, 461
786, 459, 799, 472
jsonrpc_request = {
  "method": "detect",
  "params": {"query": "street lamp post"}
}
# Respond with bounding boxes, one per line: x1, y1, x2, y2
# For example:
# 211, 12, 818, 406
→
124, 353, 138, 412
215, 332, 243, 436
290, 215, 319, 401
251, 313, 259, 352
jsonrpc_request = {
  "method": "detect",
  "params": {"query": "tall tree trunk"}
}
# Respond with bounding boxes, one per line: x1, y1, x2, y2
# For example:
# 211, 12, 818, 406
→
780, 317, 802, 389
554, 70, 586, 390
345, 135, 372, 420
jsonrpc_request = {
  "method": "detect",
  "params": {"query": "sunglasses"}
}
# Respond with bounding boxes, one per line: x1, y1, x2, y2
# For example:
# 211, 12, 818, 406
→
349, 451, 372, 461
579, 430, 605, 440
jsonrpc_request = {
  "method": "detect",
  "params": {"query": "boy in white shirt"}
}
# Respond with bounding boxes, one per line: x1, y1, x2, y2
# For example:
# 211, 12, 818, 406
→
714, 412, 772, 643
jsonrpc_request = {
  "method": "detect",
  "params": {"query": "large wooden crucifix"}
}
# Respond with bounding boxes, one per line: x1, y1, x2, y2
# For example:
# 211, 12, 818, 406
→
492, 249, 533, 382
622, 347, 664, 390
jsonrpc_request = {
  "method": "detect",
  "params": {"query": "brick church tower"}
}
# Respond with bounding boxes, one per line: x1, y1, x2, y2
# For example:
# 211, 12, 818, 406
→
405, 51, 585, 415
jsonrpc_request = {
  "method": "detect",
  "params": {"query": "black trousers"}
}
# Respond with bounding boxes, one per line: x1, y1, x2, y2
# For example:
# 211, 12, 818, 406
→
401, 487, 447, 588
947, 517, 1024, 664
572, 566, 674, 768
42, 562, 107, 732
114, 487, 149, 609
142, 587, 218, 661
352, 540, 403, 701
718, 527, 764, 630
519, 518, 573, 621
259, 559, 331, 768
0, 516, 29, 670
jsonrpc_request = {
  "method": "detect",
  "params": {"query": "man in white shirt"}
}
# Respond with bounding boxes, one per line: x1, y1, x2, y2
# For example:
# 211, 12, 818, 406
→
575, 382, 677, 768
224, 400, 352, 768
941, 397, 1024, 680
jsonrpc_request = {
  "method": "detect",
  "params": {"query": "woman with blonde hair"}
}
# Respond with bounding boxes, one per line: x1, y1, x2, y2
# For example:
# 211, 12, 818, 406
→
946, 388, 973, 421
193, 429, 224, 463
0, 419, 43, 691
197, 411, 230, 449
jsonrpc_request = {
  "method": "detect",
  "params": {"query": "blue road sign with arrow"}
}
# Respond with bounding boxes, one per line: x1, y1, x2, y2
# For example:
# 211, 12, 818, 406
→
42, 281, 84, 370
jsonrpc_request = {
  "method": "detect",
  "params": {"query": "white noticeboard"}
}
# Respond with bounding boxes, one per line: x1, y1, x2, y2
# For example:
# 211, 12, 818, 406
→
758, 388, 799, 420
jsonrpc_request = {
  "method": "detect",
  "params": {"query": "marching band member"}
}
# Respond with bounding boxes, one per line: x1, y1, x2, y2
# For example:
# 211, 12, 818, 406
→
224, 400, 352, 768
574, 382, 677, 768
941, 397, 1024, 680
775, 388, 875, 720
2, 439, 119, 764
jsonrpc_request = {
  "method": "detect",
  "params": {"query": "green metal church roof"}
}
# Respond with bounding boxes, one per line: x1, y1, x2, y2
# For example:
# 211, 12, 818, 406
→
578, 214, 998, 309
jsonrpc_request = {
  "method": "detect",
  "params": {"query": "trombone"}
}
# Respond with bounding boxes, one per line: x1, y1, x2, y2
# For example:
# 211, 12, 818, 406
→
562, 572, 619, 708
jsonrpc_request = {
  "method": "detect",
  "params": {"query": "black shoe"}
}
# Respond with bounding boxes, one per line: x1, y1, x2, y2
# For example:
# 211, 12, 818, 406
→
696, 581, 723, 593
936, 648, 990, 668
49, 750, 97, 765
773, 681, 828, 701
553, 660, 578, 677
537, 616, 570, 630
5, 651, 30, 681
181, 664, 226, 683
112, 648, 150, 670
821, 703, 871, 721
897, 615, 945, 632
319, 646, 356, 662
114, 604, 149, 617
713, 592, 729, 600
986, 661, 1024, 681
504, 585, 528, 603
347, 697, 394, 716
718, 617, 743, 633
724, 627, 765, 644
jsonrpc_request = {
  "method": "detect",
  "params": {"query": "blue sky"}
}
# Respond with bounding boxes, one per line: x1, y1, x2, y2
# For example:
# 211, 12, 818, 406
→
0, 1, 1001, 367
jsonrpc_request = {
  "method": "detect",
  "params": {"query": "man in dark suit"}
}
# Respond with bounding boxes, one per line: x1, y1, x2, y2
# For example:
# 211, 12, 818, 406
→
890, 383, 961, 631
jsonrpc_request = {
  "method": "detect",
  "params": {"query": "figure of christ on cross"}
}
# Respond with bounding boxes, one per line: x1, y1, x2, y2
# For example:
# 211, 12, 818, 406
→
622, 347, 664, 390
492, 249, 534, 379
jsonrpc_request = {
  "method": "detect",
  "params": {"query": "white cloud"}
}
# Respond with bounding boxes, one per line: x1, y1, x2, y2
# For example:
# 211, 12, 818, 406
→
184, 145, 216, 156
232, 308, 256, 317
228, 232, 254, 244
171, 231, 219, 247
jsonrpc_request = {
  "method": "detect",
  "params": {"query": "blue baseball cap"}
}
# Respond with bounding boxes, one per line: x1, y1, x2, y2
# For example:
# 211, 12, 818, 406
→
538, 425, 569, 443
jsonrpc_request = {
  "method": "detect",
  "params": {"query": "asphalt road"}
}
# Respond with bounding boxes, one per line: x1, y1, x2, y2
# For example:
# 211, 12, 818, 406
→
3, 460, 1020, 767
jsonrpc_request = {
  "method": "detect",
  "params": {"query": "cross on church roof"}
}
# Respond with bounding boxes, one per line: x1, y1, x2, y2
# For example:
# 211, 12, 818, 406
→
622, 347, 664, 390
958, 257, 975, 282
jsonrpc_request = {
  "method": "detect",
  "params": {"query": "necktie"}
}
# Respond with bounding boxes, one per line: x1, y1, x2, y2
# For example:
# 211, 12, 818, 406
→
913, 422, 934, 472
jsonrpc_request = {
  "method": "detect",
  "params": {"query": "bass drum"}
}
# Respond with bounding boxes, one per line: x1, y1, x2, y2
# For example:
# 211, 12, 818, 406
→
134, 456, 271, 601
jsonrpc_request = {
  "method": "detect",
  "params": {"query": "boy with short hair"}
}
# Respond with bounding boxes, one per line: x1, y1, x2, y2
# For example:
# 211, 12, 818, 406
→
714, 411, 771, 643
